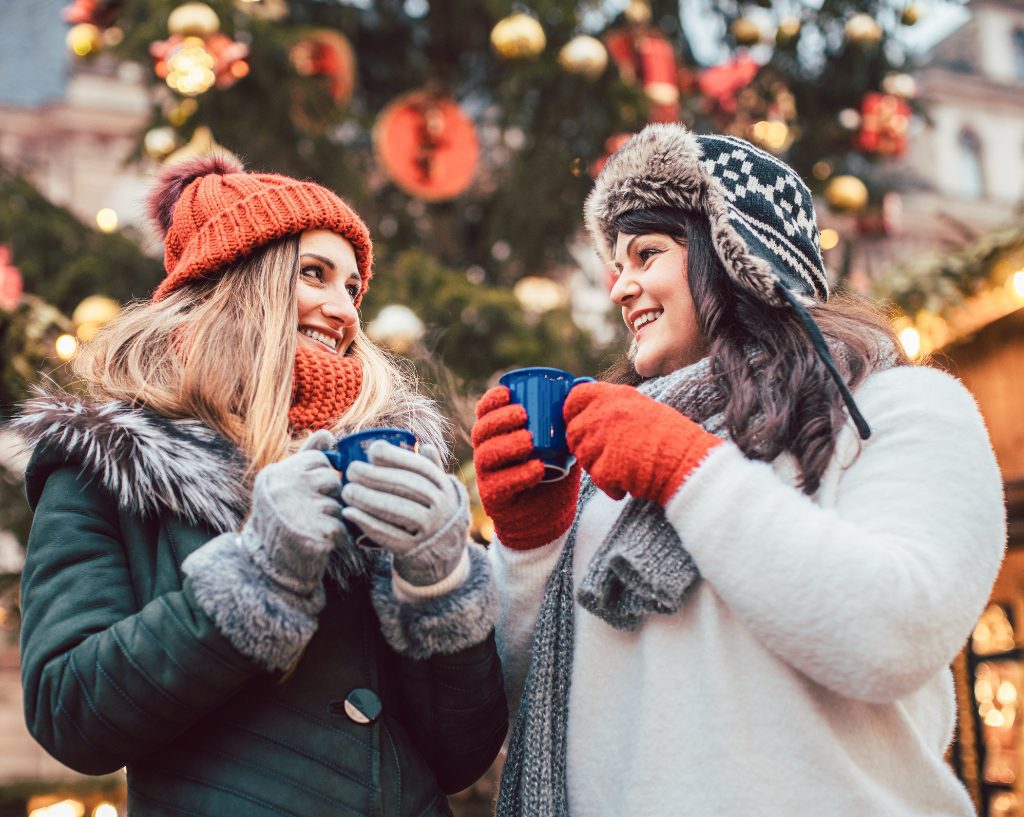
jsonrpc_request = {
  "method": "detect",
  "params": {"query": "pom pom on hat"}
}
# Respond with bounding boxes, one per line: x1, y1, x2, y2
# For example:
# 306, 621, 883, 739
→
148, 153, 244, 237
148, 153, 373, 303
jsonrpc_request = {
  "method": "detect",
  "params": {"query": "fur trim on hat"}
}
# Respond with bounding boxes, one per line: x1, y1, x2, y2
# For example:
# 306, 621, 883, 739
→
584, 124, 828, 306
148, 153, 245, 238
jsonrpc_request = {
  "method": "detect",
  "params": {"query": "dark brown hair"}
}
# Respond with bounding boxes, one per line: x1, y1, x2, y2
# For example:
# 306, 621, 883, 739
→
604, 208, 909, 494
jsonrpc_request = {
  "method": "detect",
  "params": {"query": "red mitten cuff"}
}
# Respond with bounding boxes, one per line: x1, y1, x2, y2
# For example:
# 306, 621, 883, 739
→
473, 386, 581, 550
564, 381, 723, 506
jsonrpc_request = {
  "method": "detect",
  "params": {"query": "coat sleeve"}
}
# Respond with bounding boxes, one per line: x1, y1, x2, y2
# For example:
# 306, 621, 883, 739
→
663, 365, 1006, 703
20, 466, 261, 775
393, 634, 508, 794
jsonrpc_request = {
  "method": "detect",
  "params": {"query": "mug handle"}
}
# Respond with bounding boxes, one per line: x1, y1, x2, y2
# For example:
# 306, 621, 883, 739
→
572, 376, 596, 387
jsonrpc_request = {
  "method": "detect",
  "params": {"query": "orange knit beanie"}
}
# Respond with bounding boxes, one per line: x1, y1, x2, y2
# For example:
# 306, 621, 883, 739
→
146, 153, 373, 303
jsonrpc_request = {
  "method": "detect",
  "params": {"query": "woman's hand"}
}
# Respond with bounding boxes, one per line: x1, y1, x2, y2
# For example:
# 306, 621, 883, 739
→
341, 442, 468, 587
472, 386, 580, 550
242, 429, 347, 596
564, 381, 722, 506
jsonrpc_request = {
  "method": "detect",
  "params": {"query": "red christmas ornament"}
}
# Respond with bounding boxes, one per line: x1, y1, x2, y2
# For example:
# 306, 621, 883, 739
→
856, 92, 910, 156
698, 55, 759, 115
374, 91, 479, 201
63, 0, 121, 29
289, 29, 357, 106
0, 246, 24, 312
605, 27, 680, 122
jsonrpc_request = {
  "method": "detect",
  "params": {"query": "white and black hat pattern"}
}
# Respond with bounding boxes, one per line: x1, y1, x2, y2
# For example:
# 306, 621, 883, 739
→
583, 123, 872, 440
584, 123, 829, 307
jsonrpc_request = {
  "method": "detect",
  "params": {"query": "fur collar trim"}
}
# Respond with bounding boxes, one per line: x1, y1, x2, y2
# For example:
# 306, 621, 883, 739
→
12, 386, 451, 535
12, 393, 249, 532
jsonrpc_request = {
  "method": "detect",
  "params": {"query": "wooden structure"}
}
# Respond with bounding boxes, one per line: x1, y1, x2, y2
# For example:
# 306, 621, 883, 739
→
939, 306, 1024, 817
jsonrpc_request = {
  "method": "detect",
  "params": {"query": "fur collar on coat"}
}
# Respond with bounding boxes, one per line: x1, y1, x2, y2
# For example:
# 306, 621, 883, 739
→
12, 387, 450, 535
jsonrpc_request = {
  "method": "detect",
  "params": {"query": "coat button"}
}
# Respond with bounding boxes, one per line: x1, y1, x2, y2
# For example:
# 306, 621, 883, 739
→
331, 688, 382, 725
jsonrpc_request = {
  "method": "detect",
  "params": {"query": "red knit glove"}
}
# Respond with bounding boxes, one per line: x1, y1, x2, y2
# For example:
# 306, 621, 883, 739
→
472, 386, 581, 551
564, 381, 723, 506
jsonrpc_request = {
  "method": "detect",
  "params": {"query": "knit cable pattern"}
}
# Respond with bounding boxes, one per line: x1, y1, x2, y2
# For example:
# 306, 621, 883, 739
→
288, 348, 363, 432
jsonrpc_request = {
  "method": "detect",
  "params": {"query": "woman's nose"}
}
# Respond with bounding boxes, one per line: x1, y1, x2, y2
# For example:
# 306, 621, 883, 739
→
320, 289, 358, 326
610, 271, 640, 306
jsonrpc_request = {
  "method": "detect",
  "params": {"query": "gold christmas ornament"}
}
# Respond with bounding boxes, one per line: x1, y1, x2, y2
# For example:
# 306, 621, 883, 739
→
234, 0, 289, 20
624, 0, 652, 26
490, 13, 546, 59
844, 13, 883, 45
776, 16, 801, 43
166, 97, 199, 126
72, 295, 120, 342
66, 23, 102, 57
558, 35, 608, 80
513, 276, 567, 313
751, 120, 791, 153
824, 175, 869, 212
163, 126, 237, 166
731, 17, 762, 47
881, 72, 918, 98
102, 27, 125, 47
168, 2, 221, 37
901, 5, 921, 26
366, 305, 425, 353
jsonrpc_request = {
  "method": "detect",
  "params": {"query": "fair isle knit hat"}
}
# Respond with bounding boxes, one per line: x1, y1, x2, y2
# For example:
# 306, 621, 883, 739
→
584, 123, 870, 439
147, 154, 373, 304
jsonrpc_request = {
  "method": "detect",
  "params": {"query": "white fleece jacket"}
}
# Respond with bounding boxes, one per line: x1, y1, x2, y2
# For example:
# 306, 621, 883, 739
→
491, 365, 1006, 817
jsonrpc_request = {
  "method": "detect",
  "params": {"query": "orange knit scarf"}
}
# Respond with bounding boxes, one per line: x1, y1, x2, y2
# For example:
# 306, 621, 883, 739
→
289, 347, 363, 432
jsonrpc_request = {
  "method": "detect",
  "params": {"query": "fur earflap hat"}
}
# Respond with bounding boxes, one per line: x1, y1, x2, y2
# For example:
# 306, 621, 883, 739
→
585, 124, 872, 439
584, 123, 827, 308
147, 153, 373, 303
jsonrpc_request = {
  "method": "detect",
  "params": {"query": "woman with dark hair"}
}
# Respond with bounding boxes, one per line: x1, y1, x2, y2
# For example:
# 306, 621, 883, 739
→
472, 124, 1006, 816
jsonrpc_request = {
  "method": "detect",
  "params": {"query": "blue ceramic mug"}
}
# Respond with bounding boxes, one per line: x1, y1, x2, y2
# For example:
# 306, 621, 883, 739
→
324, 428, 418, 546
499, 367, 595, 482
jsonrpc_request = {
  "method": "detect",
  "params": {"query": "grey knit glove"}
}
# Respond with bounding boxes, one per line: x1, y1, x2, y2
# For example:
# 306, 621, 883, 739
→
341, 442, 469, 586
242, 429, 347, 596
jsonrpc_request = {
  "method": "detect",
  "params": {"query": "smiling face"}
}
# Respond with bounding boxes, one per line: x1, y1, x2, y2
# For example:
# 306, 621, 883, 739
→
610, 231, 703, 377
295, 229, 362, 357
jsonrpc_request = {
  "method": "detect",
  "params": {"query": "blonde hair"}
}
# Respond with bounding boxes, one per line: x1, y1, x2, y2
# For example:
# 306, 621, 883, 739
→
74, 236, 418, 481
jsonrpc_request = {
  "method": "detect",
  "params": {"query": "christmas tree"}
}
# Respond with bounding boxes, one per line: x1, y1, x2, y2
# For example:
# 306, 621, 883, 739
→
47, 0, 945, 403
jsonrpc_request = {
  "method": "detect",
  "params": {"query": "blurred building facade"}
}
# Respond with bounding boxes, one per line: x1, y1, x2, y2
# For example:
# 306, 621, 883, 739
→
0, 0, 152, 234
902, 0, 1024, 242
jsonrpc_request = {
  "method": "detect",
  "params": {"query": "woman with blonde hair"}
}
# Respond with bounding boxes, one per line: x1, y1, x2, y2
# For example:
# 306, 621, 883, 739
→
14, 155, 506, 817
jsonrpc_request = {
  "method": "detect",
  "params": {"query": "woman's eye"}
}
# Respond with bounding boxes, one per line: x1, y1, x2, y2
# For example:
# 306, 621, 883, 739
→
346, 283, 359, 299
300, 265, 325, 282
638, 247, 660, 264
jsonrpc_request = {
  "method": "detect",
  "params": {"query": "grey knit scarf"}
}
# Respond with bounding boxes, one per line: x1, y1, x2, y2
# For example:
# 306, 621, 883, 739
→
496, 357, 727, 817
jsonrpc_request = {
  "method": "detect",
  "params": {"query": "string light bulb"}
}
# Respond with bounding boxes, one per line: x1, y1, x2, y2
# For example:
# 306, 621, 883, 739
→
55, 334, 79, 361
898, 326, 921, 359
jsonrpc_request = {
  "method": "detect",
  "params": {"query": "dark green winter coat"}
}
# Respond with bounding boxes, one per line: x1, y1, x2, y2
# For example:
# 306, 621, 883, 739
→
14, 394, 507, 817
